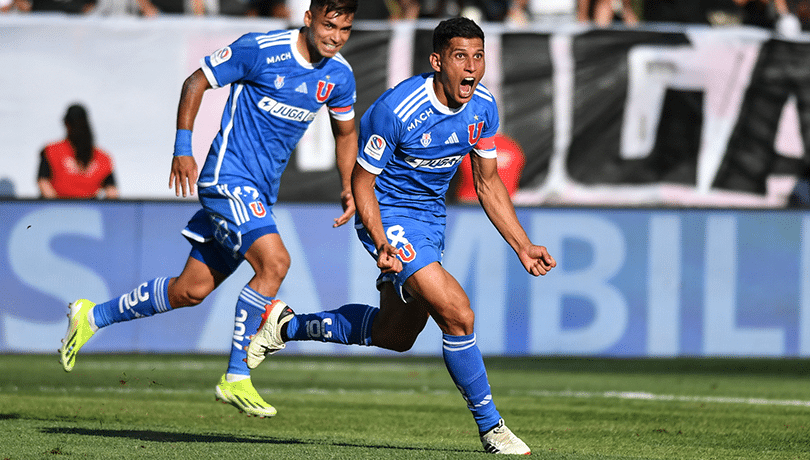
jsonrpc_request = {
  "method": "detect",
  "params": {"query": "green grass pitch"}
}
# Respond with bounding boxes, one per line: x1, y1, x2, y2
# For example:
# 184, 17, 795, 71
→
0, 354, 808, 459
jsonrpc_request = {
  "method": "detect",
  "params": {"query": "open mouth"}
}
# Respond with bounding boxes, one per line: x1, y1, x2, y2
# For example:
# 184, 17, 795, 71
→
323, 43, 339, 54
459, 77, 475, 98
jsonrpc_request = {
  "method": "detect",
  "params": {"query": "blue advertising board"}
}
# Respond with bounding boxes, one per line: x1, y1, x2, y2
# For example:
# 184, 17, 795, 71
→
1, 201, 807, 357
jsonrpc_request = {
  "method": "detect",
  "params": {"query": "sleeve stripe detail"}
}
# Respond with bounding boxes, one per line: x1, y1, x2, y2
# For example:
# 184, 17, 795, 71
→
256, 31, 291, 48
394, 87, 427, 117
474, 87, 493, 102
332, 53, 353, 71
199, 59, 221, 89
473, 147, 498, 159
357, 157, 382, 175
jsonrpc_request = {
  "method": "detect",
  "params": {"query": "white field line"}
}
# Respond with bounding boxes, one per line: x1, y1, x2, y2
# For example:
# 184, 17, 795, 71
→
519, 390, 810, 408
11, 361, 810, 408
7, 385, 810, 408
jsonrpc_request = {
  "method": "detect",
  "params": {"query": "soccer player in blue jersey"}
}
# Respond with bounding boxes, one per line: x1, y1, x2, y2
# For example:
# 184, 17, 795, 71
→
58, 0, 359, 418
247, 17, 556, 454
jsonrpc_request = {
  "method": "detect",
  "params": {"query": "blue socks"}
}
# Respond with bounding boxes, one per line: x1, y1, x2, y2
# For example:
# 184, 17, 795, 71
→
92, 277, 171, 328
442, 333, 501, 433
91, 280, 272, 378
285, 310, 499, 432
227, 286, 274, 376
285, 304, 377, 346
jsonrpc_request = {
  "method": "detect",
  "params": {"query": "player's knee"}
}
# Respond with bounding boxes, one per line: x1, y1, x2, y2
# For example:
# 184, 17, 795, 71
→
168, 278, 212, 308
438, 300, 474, 336
168, 285, 209, 308
449, 291, 473, 320
449, 308, 475, 334
372, 324, 420, 352
389, 343, 413, 353
382, 333, 419, 353
260, 253, 290, 282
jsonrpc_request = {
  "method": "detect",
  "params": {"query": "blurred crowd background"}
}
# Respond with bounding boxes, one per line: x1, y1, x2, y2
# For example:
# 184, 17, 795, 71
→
2, 0, 809, 35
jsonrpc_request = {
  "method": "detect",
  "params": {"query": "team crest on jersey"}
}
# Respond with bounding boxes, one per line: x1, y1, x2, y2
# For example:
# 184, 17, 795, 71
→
315, 80, 335, 103
364, 134, 386, 160
210, 47, 232, 67
249, 201, 267, 218
274, 75, 285, 89
420, 132, 432, 147
468, 121, 484, 145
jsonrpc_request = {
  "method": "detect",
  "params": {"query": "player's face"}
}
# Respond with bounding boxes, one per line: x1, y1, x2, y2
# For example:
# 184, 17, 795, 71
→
303, 6, 353, 61
430, 37, 485, 109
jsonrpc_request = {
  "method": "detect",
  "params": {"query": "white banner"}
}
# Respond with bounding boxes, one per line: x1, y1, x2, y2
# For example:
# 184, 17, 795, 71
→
1, 16, 808, 207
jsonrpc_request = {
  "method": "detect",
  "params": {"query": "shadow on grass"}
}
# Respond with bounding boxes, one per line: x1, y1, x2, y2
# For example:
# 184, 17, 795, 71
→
41, 427, 468, 453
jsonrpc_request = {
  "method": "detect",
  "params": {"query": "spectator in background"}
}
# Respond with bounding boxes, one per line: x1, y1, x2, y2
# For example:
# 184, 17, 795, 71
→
507, 0, 638, 27
10, 0, 96, 13
37, 104, 118, 200
454, 132, 525, 203
733, 0, 782, 27
578, 0, 638, 26
458, 0, 511, 22
506, 0, 575, 26
705, 1, 804, 35
0, 0, 23, 12
4, 0, 167, 17
735, 0, 805, 35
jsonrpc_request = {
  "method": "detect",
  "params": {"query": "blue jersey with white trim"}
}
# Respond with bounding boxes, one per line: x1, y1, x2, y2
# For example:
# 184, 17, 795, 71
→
198, 29, 356, 205
357, 73, 498, 221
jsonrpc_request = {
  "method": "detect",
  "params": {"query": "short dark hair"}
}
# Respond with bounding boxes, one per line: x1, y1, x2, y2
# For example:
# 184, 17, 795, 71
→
310, 0, 357, 16
432, 17, 485, 54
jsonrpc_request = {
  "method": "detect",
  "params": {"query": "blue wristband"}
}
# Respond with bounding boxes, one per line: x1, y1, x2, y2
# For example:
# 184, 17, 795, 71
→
173, 129, 193, 157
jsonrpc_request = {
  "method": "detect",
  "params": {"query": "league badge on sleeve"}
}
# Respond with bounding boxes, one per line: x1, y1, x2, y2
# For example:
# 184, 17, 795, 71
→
364, 134, 386, 160
210, 47, 233, 67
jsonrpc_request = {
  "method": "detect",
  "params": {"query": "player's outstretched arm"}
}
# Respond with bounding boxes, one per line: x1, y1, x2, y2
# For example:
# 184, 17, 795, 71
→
470, 152, 556, 276
330, 117, 358, 227
168, 69, 210, 197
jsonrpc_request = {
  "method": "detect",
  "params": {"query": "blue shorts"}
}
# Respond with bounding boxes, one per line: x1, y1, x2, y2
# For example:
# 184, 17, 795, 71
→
356, 215, 445, 302
181, 181, 278, 277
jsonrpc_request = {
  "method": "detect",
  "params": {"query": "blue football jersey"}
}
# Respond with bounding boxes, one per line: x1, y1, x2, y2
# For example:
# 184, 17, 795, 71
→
357, 73, 499, 221
198, 29, 356, 205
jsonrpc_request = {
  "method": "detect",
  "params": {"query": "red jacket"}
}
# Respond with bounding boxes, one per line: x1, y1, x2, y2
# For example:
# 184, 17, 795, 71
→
42, 139, 115, 198
455, 133, 526, 203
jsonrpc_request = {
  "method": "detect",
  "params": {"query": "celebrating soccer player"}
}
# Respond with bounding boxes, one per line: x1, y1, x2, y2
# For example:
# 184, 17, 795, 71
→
59, 0, 359, 418
247, 17, 556, 454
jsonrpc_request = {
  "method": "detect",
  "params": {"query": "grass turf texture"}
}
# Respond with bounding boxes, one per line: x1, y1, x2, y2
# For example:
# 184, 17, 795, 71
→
0, 354, 808, 459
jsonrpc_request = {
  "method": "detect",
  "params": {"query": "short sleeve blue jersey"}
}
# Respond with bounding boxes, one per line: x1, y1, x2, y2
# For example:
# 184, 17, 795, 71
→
356, 73, 499, 222
198, 29, 356, 205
